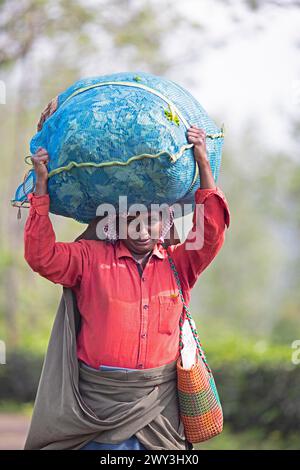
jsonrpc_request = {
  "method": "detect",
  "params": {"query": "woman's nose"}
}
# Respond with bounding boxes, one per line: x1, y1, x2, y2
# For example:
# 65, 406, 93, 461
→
138, 223, 150, 239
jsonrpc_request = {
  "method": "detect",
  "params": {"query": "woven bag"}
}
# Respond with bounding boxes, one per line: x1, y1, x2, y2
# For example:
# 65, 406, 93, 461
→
166, 248, 223, 443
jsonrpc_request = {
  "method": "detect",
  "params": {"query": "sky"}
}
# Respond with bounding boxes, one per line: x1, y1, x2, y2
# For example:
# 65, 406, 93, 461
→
169, 0, 300, 161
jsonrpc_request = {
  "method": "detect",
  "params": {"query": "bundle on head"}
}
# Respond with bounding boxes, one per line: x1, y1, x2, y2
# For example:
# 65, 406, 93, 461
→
11, 71, 224, 223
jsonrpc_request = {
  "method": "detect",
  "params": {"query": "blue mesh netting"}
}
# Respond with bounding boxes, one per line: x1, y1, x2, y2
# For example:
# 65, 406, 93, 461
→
11, 71, 224, 223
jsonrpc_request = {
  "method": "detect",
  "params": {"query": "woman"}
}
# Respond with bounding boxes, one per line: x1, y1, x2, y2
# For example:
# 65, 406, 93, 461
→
23, 102, 230, 450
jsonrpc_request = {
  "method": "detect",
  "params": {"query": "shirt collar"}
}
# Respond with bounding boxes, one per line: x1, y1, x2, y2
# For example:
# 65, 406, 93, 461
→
115, 239, 165, 260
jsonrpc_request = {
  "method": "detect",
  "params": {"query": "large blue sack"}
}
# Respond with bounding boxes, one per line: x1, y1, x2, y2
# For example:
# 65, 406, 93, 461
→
11, 71, 224, 223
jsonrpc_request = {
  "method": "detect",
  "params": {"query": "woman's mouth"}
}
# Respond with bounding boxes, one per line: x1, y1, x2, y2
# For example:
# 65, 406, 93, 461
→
135, 239, 151, 245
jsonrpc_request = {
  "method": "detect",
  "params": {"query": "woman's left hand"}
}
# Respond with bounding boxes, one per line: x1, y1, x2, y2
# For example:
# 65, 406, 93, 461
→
187, 125, 208, 163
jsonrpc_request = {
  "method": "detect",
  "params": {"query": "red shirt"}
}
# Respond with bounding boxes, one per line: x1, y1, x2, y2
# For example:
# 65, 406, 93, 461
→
24, 187, 230, 370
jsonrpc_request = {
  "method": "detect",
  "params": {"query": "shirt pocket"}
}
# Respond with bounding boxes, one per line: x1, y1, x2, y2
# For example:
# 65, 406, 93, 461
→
158, 293, 183, 335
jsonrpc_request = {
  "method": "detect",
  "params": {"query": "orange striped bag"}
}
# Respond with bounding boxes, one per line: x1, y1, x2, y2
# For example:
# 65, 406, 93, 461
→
166, 250, 223, 443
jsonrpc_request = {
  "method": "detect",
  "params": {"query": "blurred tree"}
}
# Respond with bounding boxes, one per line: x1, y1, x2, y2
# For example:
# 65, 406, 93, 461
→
0, 0, 184, 73
0, 0, 94, 68
218, 0, 300, 9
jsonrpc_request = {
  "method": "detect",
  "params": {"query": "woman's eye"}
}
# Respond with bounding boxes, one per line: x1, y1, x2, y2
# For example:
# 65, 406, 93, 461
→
127, 216, 136, 223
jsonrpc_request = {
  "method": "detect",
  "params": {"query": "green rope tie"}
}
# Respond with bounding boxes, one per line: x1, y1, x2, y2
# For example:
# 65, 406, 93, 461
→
164, 103, 180, 126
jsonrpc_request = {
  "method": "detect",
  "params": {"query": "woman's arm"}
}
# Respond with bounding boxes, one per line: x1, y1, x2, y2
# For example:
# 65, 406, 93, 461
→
168, 187, 230, 290
24, 149, 91, 287
168, 126, 230, 290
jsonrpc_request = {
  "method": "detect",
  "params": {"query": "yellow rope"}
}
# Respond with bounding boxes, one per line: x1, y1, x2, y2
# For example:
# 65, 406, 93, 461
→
24, 143, 195, 177
60, 80, 225, 139
62, 80, 191, 129
19, 80, 224, 201
48, 144, 194, 177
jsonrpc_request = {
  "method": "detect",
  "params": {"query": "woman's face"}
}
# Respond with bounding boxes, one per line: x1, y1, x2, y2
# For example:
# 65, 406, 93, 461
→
120, 211, 162, 255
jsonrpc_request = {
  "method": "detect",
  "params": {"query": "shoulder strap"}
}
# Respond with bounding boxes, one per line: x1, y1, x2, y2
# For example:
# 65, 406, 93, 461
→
164, 245, 212, 373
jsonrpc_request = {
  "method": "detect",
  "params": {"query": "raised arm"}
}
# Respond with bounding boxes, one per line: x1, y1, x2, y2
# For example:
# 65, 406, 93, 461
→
168, 126, 231, 290
24, 148, 91, 287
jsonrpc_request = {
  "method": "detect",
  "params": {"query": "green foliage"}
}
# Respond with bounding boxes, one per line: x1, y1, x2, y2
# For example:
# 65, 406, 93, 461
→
0, 351, 43, 402
0, 0, 95, 68
196, 425, 300, 450
203, 333, 293, 367
0, 400, 33, 416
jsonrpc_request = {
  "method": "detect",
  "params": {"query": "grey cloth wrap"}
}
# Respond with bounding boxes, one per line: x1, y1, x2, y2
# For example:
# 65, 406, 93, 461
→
24, 287, 188, 450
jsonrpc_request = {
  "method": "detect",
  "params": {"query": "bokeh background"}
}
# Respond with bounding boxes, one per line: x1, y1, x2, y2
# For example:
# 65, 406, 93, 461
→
0, 0, 300, 450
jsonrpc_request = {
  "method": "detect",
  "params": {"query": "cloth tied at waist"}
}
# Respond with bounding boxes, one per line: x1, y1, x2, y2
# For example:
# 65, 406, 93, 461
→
77, 359, 186, 449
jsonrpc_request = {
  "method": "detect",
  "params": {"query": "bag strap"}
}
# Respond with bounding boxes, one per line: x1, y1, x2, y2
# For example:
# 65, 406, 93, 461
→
164, 245, 211, 374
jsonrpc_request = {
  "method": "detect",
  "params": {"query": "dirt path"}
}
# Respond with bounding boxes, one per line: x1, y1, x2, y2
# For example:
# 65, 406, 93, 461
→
0, 414, 30, 450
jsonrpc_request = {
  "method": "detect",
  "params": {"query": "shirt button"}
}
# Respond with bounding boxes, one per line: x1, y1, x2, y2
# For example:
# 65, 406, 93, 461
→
138, 363, 143, 368
142, 276, 145, 282
141, 333, 146, 338
143, 304, 149, 309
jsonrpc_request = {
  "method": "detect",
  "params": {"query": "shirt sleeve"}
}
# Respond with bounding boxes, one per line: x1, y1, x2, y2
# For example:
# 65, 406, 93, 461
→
24, 192, 91, 288
168, 186, 230, 290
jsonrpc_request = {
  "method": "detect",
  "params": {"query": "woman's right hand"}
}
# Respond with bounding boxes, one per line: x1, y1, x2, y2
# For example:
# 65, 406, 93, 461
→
30, 147, 49, 195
